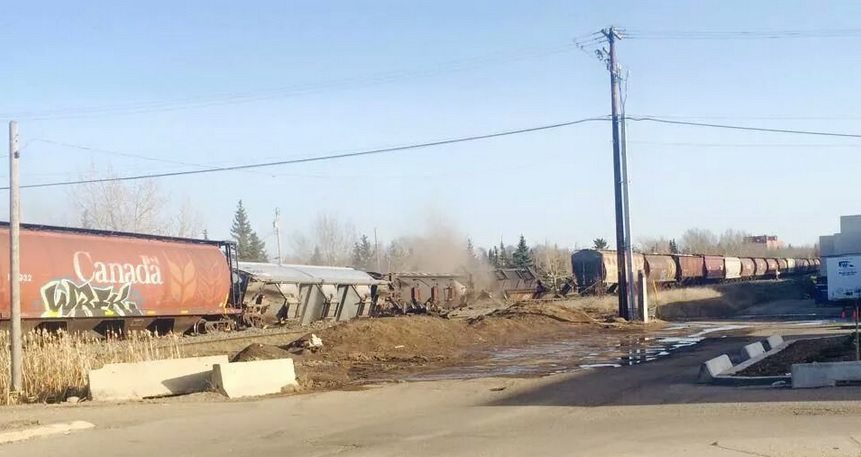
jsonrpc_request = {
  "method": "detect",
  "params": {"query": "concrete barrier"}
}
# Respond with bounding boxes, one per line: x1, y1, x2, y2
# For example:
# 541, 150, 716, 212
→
741, 342, 765, 360
698, 354, 733, 383
765, 335, 785, 351
792, 361, 861, 388
212, 358, 298, 399
88, 355, 228, 401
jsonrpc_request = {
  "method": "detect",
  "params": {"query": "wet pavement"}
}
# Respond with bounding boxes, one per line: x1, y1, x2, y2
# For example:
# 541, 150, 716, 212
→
405, 319, 837, 381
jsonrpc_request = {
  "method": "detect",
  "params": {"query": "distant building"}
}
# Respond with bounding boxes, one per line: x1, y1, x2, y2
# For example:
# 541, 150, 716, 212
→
744, 235, 784, 250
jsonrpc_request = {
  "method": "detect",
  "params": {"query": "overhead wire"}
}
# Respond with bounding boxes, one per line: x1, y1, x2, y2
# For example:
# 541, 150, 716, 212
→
626, 116, 861, 139
622, 28, 861, 40
1, 116, 610, 190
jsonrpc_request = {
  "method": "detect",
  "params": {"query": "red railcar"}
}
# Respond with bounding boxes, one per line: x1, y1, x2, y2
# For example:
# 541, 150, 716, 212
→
0, 224, 238, 334
703, 256, 725, 280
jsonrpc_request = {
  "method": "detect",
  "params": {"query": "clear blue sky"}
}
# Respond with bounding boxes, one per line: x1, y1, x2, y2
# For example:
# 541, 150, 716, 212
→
1, 0, 860, 251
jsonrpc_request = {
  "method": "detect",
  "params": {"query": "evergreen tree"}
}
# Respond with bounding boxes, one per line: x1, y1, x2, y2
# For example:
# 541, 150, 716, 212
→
512, 234, 532, 268
352, 234, 374, 270
593, 238, 609, 250
466, 238, 477, 260
230, 200, 268, 261
309, 246, 323, 265
497, 240, 509, 267
488, 246, 499, 267
669, 238, 680, 254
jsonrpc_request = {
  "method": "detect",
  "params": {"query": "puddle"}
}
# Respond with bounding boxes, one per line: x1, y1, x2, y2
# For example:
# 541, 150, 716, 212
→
402, 322, 747, 382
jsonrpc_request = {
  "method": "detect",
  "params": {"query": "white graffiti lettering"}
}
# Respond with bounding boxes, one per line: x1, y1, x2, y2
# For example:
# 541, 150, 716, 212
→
73, 251, 163, 285
40, 279, 143, 318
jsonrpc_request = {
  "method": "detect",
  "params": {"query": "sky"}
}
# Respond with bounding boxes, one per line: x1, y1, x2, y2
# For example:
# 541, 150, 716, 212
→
0, 0, 860, 254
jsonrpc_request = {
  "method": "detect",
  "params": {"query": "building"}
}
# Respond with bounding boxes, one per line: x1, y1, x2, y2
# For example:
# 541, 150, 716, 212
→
743, 235, 784, 250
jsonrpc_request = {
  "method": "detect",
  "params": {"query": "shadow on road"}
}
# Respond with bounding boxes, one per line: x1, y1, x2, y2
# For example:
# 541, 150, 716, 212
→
486, 336, 861, 407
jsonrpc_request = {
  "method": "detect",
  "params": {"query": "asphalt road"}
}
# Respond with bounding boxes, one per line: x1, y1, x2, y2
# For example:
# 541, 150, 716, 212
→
3, 300, 860, 456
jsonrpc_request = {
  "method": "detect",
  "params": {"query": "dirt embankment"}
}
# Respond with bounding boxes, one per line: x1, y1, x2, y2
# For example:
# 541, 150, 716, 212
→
229, 302, 620, 391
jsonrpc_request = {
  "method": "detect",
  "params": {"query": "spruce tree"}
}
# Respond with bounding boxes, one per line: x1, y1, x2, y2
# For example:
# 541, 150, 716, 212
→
512, 234, 532, 268
230, 200, 268, 261
352, 234, 374, 270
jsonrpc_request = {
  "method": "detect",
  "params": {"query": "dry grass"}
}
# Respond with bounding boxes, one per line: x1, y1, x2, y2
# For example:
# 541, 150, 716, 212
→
0, 331, 183, 405
564, 279, 806, 320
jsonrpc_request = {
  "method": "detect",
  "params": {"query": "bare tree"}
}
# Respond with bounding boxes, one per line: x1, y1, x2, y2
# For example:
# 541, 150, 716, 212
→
70, 166, 167, 234
679, 228, 719, 255
69, 164, 203, 237
287, 213, 356, 266
531, 243, 571, 288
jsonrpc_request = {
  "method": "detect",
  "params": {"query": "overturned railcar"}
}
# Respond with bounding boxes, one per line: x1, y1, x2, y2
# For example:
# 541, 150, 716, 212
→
238, 263, 379, 325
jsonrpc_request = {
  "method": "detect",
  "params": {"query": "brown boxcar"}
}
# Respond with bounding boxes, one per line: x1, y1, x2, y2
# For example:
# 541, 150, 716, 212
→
703, 255, 725, 280
644, 255, 677, 283
0, 224, 235, 333
765, 258, 779, 275
739, 258, 756, 277
753, 258, 768, 277
672, 254, 704, 283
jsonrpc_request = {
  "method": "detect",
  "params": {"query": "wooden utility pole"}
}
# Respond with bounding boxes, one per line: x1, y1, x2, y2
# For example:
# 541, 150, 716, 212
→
603, 27, 635, 320
8, 120, 22, 393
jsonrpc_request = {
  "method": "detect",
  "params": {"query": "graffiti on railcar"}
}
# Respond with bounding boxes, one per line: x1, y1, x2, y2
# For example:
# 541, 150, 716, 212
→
40, 279, 143, 317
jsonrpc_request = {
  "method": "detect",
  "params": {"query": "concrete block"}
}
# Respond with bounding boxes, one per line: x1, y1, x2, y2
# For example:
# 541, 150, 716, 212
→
212, 358, 298, 399
698, 354, 733, 383
88, 355, 228, 401
765, 335, 784, 351
792, 361, 861, 388
741, 342, 766, 360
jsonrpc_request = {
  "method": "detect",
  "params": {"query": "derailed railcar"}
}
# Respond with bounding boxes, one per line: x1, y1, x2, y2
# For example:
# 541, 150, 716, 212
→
571, 249, 645, 293
238, 263, 379, 325
378, 272, 469, 311
0, 223, 238, 335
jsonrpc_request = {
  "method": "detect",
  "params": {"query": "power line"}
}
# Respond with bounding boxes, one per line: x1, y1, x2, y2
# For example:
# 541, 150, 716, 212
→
2, 116, 609, 190
629, 140, 861, 148
622, 28, 861, 40
29, 138, 279, 177
626, 116, 861, 139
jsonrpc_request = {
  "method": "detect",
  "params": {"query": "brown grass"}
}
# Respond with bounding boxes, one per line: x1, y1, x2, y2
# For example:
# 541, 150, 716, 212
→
563, 279, 806, 319
0, 331, 183, 405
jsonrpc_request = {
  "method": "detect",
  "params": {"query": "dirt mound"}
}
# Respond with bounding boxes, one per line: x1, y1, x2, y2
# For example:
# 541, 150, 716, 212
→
292, 307, 599, 390
484, 302, 597, 324
232, 343, 293, 362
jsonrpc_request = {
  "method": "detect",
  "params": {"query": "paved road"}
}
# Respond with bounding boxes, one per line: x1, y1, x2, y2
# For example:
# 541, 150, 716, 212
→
4, 325, 861, 457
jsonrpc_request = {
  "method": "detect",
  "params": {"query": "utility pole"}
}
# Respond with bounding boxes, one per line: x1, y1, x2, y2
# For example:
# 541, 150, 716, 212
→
602, 26, 635, 320
8, 120, 22, 393
620, 103, 637, 319
273, 208, 282, 266
374, 227, 381, 272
